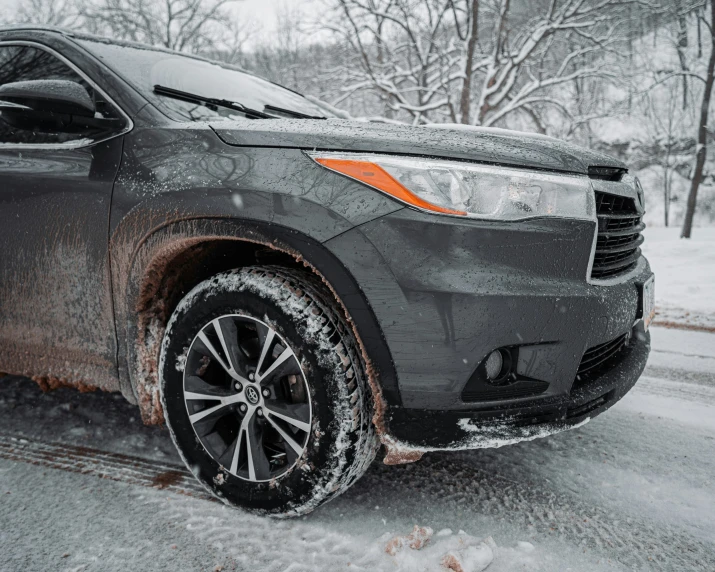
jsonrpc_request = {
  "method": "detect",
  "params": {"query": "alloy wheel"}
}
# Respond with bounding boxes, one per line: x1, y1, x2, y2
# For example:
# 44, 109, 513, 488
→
183, 314, 311, 482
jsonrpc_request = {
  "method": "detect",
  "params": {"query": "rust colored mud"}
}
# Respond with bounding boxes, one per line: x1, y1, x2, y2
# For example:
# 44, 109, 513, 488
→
0, 434, 214, 501
151, 469, 185, 489
110, 212, 415, 461
133, 236, 215, 425
385, 525, 433, 556
32, 375, 99, 394
381, 439, 424, 465
652, 319, 715, 333
441, 553, 465, 572
0, 212, 119, 395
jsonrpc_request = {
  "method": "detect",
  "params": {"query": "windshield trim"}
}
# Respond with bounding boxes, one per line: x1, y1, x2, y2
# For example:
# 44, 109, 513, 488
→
75, 36, 324, 123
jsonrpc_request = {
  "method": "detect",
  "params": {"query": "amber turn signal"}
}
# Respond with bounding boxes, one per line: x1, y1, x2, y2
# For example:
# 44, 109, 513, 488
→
315, 157, 467, 216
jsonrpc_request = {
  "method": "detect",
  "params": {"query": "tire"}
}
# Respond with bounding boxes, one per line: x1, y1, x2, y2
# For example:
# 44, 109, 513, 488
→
159, 266, 379, 516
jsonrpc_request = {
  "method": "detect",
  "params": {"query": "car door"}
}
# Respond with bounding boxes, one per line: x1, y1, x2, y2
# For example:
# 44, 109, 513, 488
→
0, 41, 130, 389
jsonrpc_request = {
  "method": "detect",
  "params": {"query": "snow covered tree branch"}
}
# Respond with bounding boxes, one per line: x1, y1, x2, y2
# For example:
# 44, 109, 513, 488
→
320, 0, 638, 128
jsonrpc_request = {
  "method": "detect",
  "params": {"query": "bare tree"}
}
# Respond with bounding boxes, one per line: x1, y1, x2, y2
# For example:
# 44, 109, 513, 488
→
643, 80, 694, 226
84, 0, 241, 54
473, 0, 630, 127
454, 0, 479, 124
682, 0, 715, 237
321, 0, 634, 128
14, 0, 84, 27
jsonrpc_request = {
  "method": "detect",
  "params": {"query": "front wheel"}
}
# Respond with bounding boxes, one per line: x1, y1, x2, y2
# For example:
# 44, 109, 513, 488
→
159, 266, 378, 516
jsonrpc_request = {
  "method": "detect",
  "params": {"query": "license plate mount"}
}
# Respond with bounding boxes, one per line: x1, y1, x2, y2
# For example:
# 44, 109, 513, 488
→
641, 276, 655, 331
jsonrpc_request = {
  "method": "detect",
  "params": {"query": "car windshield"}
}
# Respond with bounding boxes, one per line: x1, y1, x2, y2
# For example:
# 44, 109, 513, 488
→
78, 39, 329, 122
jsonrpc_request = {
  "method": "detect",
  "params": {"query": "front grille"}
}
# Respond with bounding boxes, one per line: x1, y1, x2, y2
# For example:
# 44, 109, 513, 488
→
576, 333, 629, 377
588, 166, 626, 181
590, 191, 644, 279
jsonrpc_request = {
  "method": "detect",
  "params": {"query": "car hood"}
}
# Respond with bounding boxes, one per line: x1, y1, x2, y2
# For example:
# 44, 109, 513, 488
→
212, 118, 626, 175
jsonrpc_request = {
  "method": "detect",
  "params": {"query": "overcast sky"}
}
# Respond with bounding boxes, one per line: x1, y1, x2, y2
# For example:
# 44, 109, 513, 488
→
0, 0, 317, 46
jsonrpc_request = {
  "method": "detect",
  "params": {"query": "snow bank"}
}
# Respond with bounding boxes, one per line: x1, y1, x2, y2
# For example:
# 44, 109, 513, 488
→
166, 504, 542, 572
383, 526, 495, 572
641, 227, 715, 327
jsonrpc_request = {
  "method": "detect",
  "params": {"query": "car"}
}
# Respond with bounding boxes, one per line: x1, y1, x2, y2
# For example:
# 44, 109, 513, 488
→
0, 25, 654, 516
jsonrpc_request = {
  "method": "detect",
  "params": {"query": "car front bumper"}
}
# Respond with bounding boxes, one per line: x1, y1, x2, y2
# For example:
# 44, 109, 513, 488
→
325, 207, 652, 448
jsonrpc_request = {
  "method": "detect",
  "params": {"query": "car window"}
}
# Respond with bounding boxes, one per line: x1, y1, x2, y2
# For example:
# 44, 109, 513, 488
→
0, 45, 123, 145
78, 39, 329, 122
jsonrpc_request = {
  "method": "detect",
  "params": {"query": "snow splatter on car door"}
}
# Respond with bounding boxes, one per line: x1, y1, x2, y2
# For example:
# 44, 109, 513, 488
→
0, 43, 128, 391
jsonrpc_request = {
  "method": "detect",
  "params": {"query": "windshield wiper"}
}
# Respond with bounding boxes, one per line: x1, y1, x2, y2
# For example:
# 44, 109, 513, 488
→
264, 104, 326, 120
153, 85, 277, 119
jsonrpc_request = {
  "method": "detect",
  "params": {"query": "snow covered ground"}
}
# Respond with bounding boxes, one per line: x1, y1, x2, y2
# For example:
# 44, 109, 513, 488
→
641, 226, 715, 329
1, 325, 714, 571
0, 226, 712, 572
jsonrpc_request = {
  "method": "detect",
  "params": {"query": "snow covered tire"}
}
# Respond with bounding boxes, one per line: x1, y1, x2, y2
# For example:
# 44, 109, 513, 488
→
159, 266, 379, 516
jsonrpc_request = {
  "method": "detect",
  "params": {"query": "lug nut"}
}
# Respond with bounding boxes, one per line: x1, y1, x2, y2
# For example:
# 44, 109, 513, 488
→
256, 408, 263, 417
261, 388, 271, 398
234, 382, 243, 392
239, 403, 247, 413
248, 372, 255, 381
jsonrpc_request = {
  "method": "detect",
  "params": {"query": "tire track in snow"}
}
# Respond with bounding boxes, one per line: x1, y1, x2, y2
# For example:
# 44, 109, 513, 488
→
1, 433, 713, 570
0, 433, 212, 501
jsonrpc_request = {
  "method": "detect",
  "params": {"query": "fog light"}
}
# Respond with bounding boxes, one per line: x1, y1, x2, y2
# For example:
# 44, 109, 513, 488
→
485, 350, 504, 380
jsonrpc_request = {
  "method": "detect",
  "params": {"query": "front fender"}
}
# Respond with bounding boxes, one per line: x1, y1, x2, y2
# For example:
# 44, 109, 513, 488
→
111, 216, 400, 428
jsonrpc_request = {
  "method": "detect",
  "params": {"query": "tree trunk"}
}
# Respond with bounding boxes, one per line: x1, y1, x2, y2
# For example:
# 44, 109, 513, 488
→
459, 0, 479, 124
677, 14, 689, 110
682, 1, 715, 238
664, 170, 670, 227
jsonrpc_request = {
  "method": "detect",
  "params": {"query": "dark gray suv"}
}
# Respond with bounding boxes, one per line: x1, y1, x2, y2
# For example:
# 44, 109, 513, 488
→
0, 26, 654, 516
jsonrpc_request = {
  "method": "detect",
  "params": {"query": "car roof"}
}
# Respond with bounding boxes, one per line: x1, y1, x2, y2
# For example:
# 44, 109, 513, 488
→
0, 24, 312, 104
0, 24, 253, 74
0, 24, 74, 36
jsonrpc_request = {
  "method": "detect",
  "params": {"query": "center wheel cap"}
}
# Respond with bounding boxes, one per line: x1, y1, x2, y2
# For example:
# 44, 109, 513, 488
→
245, 385, 260, 405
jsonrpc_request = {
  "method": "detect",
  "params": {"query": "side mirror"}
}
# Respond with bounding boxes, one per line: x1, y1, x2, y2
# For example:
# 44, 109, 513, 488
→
0, 79, 95, 117
0, 79, 120, 134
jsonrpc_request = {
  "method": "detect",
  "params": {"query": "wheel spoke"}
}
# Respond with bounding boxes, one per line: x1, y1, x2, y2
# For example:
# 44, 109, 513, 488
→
265, 413, 304, 456
283, 442, 299, 467
197, 330, 232, 375
213, 318, 249, 378
197, 326, 249, 384
245, 413, 271, 481
255, 326, 275, 378
229, 428, 243, 475
187, 394, 242, 426
184, 375, 233, 398
215, 432, 239, 469
184, 313, 311, 482
188, 401, 229, 424
264, 402, 311, 433
184, 390, 222, 401
257, 347, 296, 382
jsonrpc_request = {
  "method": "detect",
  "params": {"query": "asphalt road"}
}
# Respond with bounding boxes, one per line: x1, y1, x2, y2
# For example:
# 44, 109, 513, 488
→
1, 325, 714, 571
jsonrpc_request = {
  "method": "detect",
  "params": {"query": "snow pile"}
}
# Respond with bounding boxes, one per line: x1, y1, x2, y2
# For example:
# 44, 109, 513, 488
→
641, 227, 715, 328
383, 526, 494, 572
384, 524, 434, 555
156, 499, 544, 572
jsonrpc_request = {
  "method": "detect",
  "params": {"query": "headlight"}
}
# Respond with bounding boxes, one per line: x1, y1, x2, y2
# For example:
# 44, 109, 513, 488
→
310, 152, 595, 221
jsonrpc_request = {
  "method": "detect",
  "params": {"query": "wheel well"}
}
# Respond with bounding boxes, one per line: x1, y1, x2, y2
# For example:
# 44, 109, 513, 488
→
132, 237, 308, 424
128, 225, 398, 442
136, 238, 302, 332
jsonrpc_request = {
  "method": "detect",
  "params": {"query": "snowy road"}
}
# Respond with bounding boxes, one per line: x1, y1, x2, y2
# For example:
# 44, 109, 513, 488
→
1, 326, 714, 571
